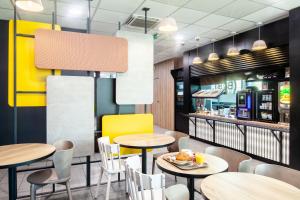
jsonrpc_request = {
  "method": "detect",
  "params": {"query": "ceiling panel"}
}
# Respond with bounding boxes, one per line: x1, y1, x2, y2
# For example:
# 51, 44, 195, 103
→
57, 2, 89, 19
201, 29, 230, 39
136, 0, 179, 18
195, 14, 234, 29
57, 16, 87, 30
90, 30, 112, 36
0, 0, 13, 9
93, 9, 130, 24
0, 8, 13, 20
273, 0, 300, 10
251, 0, 282, 5
219, 19, 255, 32
178, 24, 211, 39
99, 0, 144, 14
215, 0, 267, 18
170, 8, 208, 24
242, 7, 288, 23
91, 21, 118, 34
184, 0, 235, 13
20, 12, 52, 23
151, 0, 190, 6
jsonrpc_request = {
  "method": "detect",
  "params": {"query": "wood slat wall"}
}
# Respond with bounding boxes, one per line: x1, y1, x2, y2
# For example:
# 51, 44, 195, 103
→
152, 59, 175, 130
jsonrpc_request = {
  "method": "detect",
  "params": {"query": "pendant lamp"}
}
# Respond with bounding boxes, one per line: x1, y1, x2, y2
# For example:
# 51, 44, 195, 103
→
192, 50, 203, 65
158, 17, 178, 32
208, 40, 219, 61
192, 37, 203, 65
16, 0, 44, 12
252, 22, 267, 51
227, 32, 239, 56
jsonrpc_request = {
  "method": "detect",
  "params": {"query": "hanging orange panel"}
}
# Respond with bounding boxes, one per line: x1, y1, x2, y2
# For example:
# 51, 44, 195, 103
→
8, 20, 61, 107
34, 29, 128, 72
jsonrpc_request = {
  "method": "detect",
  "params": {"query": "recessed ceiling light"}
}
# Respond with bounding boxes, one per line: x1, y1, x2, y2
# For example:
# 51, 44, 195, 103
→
67, 6, 84, 18
158, 17, 178, 32
175, 34, 184, 41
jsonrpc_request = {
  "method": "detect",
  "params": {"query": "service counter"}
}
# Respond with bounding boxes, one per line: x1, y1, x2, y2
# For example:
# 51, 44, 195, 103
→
187, 112, 290, 165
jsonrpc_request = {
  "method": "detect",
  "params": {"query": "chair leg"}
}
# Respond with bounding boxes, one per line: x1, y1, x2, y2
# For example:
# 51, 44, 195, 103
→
66, 181, 72, 200
95, 167, 104, 199
105, 175, 112, 200
152, 157, 156, 174
125, 171, 128, 193
30, 184, 36, 200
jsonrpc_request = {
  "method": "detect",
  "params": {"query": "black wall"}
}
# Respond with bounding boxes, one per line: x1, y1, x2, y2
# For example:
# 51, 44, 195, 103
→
186, 18, 289, 67
289, 7, 300, 170
181, 18, 289, 115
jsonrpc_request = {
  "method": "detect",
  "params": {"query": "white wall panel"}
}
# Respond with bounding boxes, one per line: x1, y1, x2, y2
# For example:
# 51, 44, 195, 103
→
47, 76, 94, 156
116, 31, 154, 105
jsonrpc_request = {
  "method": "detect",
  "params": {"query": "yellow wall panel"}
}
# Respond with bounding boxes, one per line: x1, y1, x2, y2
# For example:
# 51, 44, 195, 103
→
8, 20, 61, 107
102, 114, 154, 155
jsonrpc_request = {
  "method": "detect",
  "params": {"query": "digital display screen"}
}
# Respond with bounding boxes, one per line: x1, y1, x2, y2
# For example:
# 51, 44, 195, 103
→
279, 82, 290, 105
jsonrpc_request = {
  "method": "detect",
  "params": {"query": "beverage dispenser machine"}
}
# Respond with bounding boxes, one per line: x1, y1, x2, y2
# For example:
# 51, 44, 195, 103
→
236, 87, 256, 120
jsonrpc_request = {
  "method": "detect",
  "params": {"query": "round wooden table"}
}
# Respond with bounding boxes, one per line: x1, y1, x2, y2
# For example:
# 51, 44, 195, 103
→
200, 172, 300, 200
0, 143, 56, 200
156, 152, 228, 200
113, 134, 175, 174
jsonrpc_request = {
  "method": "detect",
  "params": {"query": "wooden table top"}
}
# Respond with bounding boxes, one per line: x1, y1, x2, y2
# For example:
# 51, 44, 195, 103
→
156, 152, 228, 178
113, 134, 175, 149
0, 143, 56, 168
200, 172, 300, 200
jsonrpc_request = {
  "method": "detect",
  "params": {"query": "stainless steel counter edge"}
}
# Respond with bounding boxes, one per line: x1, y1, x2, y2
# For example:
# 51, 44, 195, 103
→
187, 113, 290, 133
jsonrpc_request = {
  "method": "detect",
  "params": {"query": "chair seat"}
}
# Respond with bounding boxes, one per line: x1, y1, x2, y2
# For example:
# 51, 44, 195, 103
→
27, 169, 69, 185
165, 184, 190, 200
104, 159, 126, 174
153, 152, 168, 159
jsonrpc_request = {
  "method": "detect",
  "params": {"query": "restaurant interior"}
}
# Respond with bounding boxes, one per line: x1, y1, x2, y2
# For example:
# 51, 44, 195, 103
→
1, 0, 300, 200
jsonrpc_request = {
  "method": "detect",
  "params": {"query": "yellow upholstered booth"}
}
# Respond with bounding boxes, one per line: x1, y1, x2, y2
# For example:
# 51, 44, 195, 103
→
8, 20, 61, 107
102, 114, 154, 155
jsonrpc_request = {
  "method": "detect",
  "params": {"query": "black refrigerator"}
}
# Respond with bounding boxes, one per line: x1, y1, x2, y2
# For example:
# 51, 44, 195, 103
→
256, 90, 279, 123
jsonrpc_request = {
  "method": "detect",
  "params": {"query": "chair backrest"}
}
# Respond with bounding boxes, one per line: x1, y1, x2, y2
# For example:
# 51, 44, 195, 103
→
238, 159, 255, 173
126, 155, 141, 171
205, 146, 251, 172
53, 140, 74, 180
98, 136, 121, 171
165, 131, 189, 152
255, 164, 300, 188
127, 165, 166, 200
125, 155, 141, 199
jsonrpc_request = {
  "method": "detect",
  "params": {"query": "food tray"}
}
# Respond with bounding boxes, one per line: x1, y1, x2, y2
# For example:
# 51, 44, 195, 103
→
163, 155, 208, 170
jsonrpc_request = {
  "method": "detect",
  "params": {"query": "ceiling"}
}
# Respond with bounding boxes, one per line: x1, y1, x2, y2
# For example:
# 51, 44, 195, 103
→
0, 0, 299, 63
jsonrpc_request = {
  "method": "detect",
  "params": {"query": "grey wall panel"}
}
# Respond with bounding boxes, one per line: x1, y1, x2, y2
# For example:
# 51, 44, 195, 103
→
116, 31, 154, 105
47, 76, 94, 156
96, 78, 134, 116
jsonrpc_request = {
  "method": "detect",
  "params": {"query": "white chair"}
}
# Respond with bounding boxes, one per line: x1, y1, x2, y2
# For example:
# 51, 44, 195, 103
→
126, 155, 189, 200
95, 136, 126, 200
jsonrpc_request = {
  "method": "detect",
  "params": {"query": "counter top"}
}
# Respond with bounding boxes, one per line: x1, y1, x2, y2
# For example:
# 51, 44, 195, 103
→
188, 113, 290, 132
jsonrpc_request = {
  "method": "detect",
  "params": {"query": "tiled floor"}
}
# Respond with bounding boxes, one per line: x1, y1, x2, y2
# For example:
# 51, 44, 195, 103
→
0, 126, 262, 200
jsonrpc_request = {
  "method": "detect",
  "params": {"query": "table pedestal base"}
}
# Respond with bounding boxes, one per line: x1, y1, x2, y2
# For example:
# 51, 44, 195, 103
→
187, 178, 194, 200
142, 148, 147, 174
8, 167, 17, 200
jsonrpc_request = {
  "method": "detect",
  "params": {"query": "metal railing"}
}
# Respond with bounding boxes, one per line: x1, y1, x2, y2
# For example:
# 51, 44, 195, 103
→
189, 117, 290, 165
